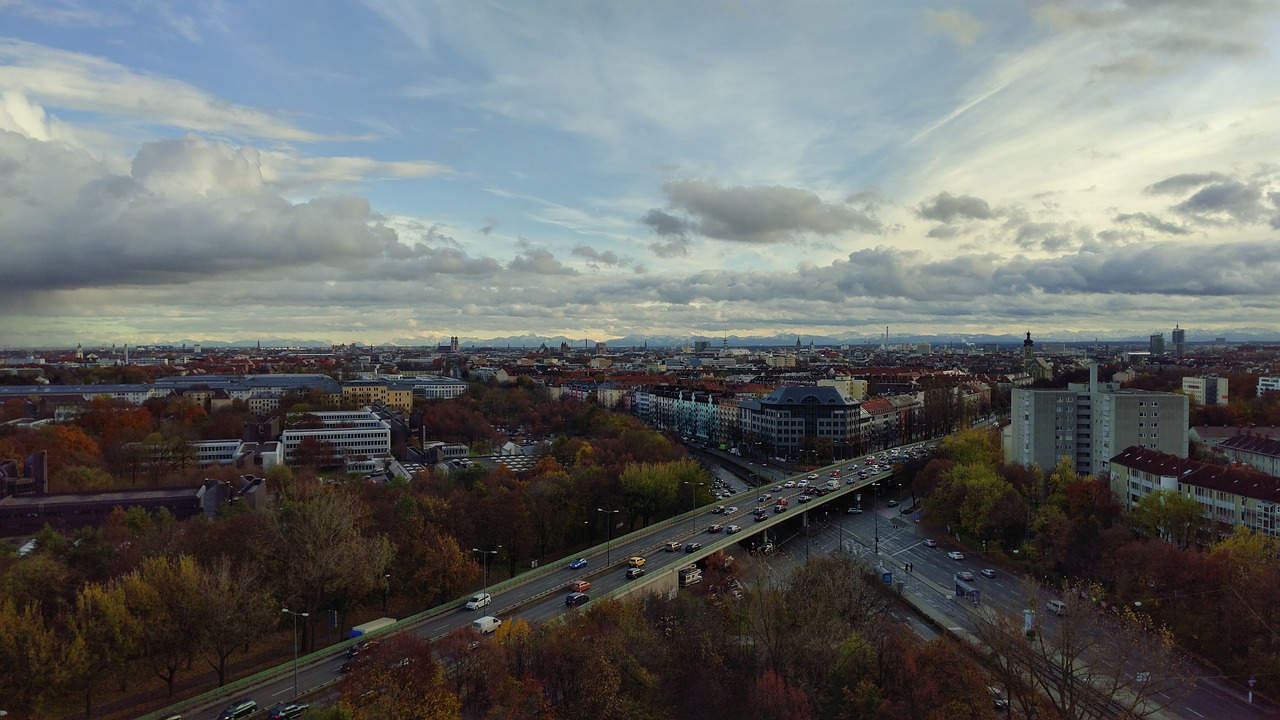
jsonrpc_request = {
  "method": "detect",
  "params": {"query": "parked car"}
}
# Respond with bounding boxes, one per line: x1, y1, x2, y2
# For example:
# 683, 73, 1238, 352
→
627, 556, 646, 567
923, 538, 938, 547
947, 551, 965, 560
568, 579, 590, 592
981, 568, 997, 578
625, 567, 646, 579
565, 592, 590, 608
1046, 599, 1068, 615
218, 699, 258, 720
268, 703, 310, 720
847, 506, 862, 514
886, 499, 900, 507
664, 541, 682, 552
464, 592, 491, 610
900, 505, 914, 514
568, 557, 587, 569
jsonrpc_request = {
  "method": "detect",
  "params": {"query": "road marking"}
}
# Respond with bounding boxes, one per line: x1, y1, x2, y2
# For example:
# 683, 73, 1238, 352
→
1184, 706, 1204, 718
272, 686, 291, 697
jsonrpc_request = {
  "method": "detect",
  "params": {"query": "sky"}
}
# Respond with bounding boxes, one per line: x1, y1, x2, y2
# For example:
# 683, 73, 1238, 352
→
2, 0, 1280, 348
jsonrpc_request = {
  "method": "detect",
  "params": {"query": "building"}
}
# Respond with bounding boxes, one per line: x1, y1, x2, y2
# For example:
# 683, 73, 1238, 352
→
1109, 446, 1280, 540
1008, 364, 1188, 475
279, 410, 391, 466
1219, 433, 1280, 477
1258, 377, 1280, 397
1172, 325, 1186, 357
1149, 334, 1165, 355
1181, 376, 1229, 406
739, 386, 860, 457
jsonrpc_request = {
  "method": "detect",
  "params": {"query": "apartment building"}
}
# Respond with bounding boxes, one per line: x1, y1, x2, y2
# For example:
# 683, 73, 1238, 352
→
1009, 365, 1188, 475
1109, 445, 1280, 539
1181, 376, 1229, 406
739, 386, 859, 456
1219, 433, 1280, 476
1258, 377, 1280, 397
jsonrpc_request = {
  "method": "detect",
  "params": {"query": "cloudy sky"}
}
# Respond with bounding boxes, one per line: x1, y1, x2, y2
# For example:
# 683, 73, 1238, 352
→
2, 1, 1280, 347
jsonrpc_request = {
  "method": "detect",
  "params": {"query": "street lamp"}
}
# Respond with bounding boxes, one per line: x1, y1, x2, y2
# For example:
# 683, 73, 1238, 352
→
683, 481, 704, 536
597, 508, 620, 565
873, 482, 880, 555
281, 607, 309, 698
382, 573, 391, 612
472, 547, 500, 608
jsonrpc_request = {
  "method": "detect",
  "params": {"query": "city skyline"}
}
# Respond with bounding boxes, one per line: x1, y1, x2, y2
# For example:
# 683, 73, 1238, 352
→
2, 2, 1280, 346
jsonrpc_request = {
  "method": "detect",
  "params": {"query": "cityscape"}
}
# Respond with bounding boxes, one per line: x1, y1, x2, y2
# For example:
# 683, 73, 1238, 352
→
5, 2, 1280, 720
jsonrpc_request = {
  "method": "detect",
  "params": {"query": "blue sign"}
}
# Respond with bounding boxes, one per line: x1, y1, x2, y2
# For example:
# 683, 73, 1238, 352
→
882, 572, 892, 585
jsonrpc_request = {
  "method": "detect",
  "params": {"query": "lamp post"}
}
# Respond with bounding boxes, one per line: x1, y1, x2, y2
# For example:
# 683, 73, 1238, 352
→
472, 547, 499, 608
382, 573, 391, 612
281, 607, 309, 698
683, 481, 704, 537
597, 508, 620, 565
873, 482, 880, 555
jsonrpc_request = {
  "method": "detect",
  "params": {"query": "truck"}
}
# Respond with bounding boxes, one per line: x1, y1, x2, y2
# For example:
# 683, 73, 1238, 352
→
347, 617, 396, 639
678, 565, 702, 587
823, 479, 840, 492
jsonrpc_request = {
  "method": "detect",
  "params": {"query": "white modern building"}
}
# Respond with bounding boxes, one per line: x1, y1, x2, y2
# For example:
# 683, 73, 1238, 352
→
1181, 376, 1228, 406
280, 410, 391, 466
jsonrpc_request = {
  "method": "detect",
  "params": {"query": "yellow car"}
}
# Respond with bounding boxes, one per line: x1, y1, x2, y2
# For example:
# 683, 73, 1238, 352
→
628, 556, 646, 568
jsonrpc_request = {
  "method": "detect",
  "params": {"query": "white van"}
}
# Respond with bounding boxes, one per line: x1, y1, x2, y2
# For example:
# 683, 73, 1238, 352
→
472, 616, 502, 634
1046, 600, 1068, 616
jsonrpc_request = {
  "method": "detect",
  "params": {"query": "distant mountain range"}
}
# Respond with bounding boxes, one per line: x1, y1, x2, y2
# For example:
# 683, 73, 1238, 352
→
90, 328, 1280, 351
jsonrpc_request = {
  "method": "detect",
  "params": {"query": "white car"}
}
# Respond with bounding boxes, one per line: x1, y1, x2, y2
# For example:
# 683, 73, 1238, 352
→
465, 592, 492, 610
947, 551, 965, 561
725, 525, 741, 534
725, 506, 738, 514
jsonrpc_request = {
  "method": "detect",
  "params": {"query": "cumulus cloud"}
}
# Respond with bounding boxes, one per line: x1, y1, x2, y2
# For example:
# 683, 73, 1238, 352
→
917, 191, 996, 224
640, 208, 690, 237
508, 242, 576, 275
0, 131, 494, 295
1144, 172, 1229, 195
572, 245, 644, 273
1173, 181, 1269, 223
657, 180, 881, 244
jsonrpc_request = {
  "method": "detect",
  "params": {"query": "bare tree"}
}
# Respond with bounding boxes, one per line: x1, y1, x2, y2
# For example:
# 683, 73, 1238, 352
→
971, 579, 1191, 720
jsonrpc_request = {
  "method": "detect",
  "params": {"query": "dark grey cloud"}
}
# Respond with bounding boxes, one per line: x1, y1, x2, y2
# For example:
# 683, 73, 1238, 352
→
648, 236, 693, 258
1173, 181, 1267, 222
1114, 212, 1190, 235
658, 180, 881, 243
480, 217, 498, 235
640, 208, 690, 237
917, 191, 996, 223
1144, 172, 1229, 195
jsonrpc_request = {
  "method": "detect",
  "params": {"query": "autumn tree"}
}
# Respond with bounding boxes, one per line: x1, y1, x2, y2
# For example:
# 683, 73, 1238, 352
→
66, 579, 139, 716
1130, 489, 1204, 549
0, 599, 76, 718
122, 554, 204, 697
197, 556, 280, 686
339, 633, 462, 720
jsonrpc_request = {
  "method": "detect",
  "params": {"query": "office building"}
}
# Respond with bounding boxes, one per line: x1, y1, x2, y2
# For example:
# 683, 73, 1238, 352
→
1172, 326, 1186, 357
1149, 333, 1165, 355
1181, 376, 1229, 406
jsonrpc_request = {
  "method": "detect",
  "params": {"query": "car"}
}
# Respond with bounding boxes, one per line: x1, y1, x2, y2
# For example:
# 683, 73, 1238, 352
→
981, 568, 997, 578
268, 703, 310, 720
568, 557, 587, 570
956, 571, 976, 582
664, 541, 682, 552
886, 499, 900, 507
625, 567, 646, 579
858, 471, 868, 479
565, 592, 590, 608
807, 473, 818, 480
754, 512, 768, 521
797, 495, 812, 503
773, 485, 783, 492
947, 551, 965, 560
712, 505, 725, 514
923, 538, 938, 547
783, 480, 797, 488
624, 555, 645, 568
847, 506, 862, 514
568, 579, 590, 592
796, 480, 809, 488
725, 525, 741, 534
685, 542, 702, 552
725, 506, 738, 514
464, 592, 491, 610
1046, 599, 1068, 615
774, 504, 787, 513
989, 686, 1010, 710
218, 700, 258, 720
707, 524, 723, 533
900, 505, 914, 514
758, 493, 772, 502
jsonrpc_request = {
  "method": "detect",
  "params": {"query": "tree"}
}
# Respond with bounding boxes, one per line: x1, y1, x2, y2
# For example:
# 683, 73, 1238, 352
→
1130, 489, 1203, 548
0, 599, 72, 718
122, 555, 204, 697
339, 632, 462, 720
971, 579, 1189, 720
67, 579, 139, 716
197, 557, 279, 686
